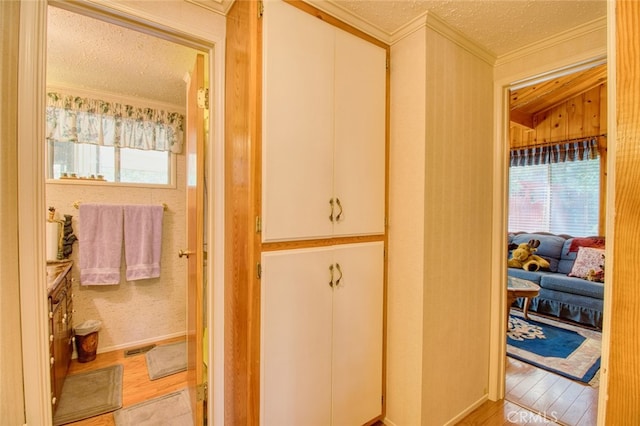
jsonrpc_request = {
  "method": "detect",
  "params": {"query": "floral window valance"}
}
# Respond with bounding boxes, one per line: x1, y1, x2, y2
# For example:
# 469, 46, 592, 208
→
510, 137, 601, 167
46, 92, 184, 154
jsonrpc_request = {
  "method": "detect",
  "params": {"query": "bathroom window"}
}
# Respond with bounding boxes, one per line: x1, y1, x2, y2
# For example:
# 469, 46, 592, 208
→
45, 91, 182, 186
49, 141, 173, 185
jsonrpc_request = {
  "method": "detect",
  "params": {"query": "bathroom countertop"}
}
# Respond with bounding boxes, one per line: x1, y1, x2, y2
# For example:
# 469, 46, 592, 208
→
47, 260, 73, 294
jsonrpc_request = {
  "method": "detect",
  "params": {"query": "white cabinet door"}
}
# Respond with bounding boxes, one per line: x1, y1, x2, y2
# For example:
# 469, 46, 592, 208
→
261, 242, 384, 426
262, 1, 386, 243
261, 247, 334, 426
333, 31, 387, 237
331, 242, 384, 425
262, 0, 335, 242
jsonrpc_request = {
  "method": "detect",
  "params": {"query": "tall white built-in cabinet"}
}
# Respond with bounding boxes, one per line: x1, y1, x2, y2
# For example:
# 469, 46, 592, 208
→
260, 2, 387, 425
225, 0, 388, 424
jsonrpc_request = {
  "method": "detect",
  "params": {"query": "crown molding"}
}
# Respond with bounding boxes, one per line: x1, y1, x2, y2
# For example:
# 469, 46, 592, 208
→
388, 11, 495, 65
423, 12, 495, 65
304, 1, 495, 64
495, 16, 607, 66
184, 0, 234, 16
303, 0, 392, 44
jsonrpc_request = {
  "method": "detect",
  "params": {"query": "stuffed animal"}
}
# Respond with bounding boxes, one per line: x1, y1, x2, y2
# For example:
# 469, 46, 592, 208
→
586, 269, 605, 282
508, 239, 551, 272
586, 254, 605, 282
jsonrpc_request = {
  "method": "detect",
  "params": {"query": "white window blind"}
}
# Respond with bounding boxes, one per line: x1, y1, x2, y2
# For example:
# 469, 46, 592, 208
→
508, 158, 600, 236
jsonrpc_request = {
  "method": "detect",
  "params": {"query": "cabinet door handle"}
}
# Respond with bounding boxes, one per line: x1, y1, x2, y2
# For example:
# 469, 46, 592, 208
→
335, 198, 343, 222
335, 263, 343, 287
329, 198, 335, 222
329, 264, 334, 287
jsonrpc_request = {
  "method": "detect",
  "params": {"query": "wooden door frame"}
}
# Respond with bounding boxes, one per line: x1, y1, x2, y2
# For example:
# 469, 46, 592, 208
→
17, 1, 226, 424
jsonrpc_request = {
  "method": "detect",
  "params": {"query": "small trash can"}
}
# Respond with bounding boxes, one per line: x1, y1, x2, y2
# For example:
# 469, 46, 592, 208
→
74, 320, 102, 363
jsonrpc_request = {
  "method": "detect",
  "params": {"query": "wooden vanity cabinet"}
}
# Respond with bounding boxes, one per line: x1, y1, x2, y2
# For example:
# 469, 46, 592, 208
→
47, 260, 74, 412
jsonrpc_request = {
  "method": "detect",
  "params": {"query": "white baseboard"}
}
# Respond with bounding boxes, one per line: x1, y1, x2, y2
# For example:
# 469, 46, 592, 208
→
382, 418, 398, 426
71, 331, 187, 359
444, 394, 489, 425
383, 394, 489, 426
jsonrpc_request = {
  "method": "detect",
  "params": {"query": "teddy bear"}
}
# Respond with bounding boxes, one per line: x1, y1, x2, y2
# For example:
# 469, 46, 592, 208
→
508, 239, 551, 272
586, 254, 605, 282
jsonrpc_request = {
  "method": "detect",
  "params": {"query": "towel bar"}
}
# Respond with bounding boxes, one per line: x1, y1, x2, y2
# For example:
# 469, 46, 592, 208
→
73, 201, 168, 211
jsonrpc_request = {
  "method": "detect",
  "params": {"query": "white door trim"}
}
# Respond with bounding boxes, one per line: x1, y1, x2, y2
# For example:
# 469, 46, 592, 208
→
489, 52, 609, 411
17, 1, 226, 424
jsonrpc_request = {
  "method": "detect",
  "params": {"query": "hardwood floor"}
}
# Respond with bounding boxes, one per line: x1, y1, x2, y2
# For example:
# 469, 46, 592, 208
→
457, 357, 598, 425
61, 337, 597, 426
59, 336, 188, 426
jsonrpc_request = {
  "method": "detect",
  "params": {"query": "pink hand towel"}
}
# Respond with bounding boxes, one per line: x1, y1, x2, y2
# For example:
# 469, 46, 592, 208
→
79, 204, 123, 285
123, 204, 164, 281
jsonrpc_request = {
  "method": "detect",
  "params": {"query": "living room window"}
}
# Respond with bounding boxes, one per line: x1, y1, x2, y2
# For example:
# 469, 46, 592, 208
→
508, 138, 601, 236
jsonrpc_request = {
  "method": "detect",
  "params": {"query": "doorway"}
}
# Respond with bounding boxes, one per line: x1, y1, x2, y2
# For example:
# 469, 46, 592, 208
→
503, 59, 606, 424
17, 1, 225, 424
45, 4, 200, 422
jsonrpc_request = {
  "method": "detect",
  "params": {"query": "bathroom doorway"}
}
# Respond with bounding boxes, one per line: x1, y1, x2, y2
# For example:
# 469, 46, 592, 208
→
41, 3, 217, 424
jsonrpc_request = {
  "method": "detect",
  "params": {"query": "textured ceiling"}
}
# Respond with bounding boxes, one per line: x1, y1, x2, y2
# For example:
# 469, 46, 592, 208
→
330, 0, 606, 56
47, 6, 199, 107
46, 1, 607, 107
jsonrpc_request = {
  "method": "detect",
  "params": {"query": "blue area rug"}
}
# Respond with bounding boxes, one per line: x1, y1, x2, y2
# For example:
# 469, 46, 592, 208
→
507, 312, 601, 384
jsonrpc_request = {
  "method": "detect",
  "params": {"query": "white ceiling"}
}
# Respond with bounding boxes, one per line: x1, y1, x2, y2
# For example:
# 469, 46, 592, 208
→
329, 0, 606, 56
46, 1, 607, 107
46, 6, 199, 108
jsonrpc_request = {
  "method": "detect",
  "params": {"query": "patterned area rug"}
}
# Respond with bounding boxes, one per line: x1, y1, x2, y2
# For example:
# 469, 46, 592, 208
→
53, 364, 123, 425
507, 312, 601, 385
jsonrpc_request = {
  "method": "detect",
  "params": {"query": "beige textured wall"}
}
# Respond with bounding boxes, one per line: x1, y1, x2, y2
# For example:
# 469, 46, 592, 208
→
387, 28, 427, 426
494, 18, 606, 83
0, 1, 26, 423
421, 26, 494, 425
46, 159, 187, 352
387, 20, 494, 425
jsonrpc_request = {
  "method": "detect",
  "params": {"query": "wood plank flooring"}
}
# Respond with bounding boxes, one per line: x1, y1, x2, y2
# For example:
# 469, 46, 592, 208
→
60, 337, 598, 425
456, 357, 599, 425
59, 336, 188, 426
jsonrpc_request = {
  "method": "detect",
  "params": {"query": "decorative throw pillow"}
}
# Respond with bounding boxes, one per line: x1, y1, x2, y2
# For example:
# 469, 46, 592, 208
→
569, 247, 605, 280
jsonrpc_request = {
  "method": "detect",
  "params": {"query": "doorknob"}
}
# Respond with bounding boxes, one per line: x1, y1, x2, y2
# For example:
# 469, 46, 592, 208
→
178, 249, 195, 258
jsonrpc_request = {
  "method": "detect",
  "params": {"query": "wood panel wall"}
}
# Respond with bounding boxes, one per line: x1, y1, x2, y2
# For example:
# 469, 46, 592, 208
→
606, 0, 640, 421
420, 25, 494, 425
510, 84, 608, 236
510, 84, 608, 149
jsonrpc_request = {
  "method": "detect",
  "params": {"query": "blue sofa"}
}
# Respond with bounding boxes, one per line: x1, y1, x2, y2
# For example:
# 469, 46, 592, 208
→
508, 232, 605, 329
